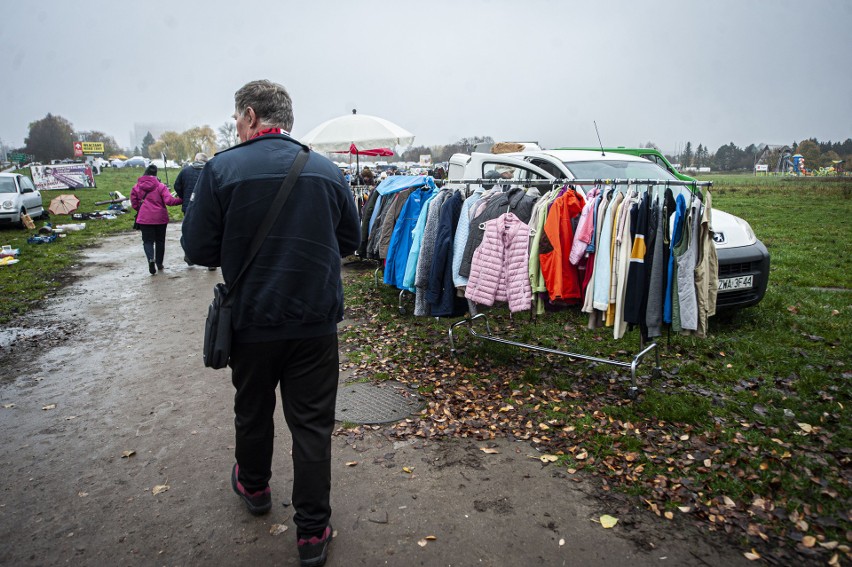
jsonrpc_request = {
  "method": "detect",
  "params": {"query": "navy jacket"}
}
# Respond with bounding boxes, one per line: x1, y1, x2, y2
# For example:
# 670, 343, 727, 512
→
174, 161, 205, 213
426, 190, 466, 317
182, 134, 361, 342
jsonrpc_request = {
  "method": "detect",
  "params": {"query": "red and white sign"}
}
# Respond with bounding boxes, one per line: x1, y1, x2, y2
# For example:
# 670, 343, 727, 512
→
73, 141, 83, 157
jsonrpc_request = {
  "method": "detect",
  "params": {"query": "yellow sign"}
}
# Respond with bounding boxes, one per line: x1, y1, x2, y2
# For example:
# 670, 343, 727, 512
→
81, 142, 105, 154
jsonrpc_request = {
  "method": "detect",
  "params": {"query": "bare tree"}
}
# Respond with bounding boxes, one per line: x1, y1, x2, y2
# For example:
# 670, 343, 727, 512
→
217, 121, 239, 150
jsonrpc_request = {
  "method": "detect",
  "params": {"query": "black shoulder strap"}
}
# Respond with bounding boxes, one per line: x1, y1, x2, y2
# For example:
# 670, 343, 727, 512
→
226, 147, 309, 299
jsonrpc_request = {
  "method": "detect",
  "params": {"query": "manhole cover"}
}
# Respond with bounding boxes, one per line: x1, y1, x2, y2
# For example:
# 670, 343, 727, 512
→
335, 381, 423, 424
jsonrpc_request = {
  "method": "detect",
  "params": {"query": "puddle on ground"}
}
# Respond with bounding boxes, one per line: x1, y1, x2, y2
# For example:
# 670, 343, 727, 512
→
0, 327, 50, 349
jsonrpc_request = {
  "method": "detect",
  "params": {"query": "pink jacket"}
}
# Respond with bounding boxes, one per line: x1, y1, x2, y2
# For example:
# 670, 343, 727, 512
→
465, 213, 532, 313
130, 176, 182, 225
569, 187, 599, 265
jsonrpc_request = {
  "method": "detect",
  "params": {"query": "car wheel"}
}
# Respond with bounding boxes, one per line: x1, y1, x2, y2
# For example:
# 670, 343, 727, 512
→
18, 208, 27, 228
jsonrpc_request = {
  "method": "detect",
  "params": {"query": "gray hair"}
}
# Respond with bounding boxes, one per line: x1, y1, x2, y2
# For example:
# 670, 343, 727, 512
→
194, 152, 209, 163
234, 80, 294, 132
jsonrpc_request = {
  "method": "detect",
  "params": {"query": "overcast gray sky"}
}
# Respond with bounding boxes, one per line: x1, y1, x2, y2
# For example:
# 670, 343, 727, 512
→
2, 0, 850, 155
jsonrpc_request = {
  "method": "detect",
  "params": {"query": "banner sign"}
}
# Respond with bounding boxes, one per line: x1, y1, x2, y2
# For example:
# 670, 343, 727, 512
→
82, 141, 104, 154
30, 164, 96, 190
74, 141, 104, 155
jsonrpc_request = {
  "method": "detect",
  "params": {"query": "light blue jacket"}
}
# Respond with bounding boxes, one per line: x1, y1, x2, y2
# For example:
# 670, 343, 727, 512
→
451, 189, 483, 288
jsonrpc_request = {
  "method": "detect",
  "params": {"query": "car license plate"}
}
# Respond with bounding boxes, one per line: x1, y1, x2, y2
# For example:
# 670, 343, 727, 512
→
718, 275, 753, 292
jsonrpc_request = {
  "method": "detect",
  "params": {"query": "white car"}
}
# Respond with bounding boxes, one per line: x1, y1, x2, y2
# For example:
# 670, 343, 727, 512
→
447, 149, 770, 310
0, 173, 45, 226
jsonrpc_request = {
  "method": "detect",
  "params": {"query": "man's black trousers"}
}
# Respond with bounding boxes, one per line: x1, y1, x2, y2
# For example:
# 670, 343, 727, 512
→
230, 333, 338, 538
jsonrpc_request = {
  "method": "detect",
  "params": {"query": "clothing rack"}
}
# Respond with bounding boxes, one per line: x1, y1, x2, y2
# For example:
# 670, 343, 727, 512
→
448, 313, 660, 399
438, 176, 705, 398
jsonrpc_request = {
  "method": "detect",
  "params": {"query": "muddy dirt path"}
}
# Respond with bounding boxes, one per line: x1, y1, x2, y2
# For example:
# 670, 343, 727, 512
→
0, 228, 750, 566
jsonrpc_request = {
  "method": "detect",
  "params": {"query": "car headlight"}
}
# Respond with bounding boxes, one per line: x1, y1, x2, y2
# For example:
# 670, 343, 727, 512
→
735, 217, 757, 245
1, 200, 13, 210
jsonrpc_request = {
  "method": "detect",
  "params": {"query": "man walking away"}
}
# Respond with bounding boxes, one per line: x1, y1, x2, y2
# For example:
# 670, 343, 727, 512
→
174, 152, 210, 267
181, 80, 361, 567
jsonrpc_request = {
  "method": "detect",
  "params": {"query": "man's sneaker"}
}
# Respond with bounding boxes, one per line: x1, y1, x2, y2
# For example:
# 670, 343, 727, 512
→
230, 464, 271, 515
297, 525, 332, 567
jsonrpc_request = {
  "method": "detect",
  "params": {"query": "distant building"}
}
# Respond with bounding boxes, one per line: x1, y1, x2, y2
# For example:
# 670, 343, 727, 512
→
129, 122, 186, 149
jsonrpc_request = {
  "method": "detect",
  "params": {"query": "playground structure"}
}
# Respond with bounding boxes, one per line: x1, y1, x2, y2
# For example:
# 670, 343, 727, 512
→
754, 145, 811, 175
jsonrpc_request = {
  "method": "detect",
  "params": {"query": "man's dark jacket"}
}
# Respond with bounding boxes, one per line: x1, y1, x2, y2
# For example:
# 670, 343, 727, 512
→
174, 161, 205, 213
181, 134, 361, 343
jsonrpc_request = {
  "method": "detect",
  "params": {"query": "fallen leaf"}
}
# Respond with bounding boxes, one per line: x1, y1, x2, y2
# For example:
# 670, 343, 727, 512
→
42, 404, 56, 410
121, 450, 136, 458
425, 535, 437, 541
802, 535, 816, 548
722, 496, 736, 508
402, 467, 413, 474
539, 454, 559, 463
819, 541, 839, 550
678, 506, 692, 513
828, 553, 840, 566
269, 524, 289, 536
479, 448, 500, 454
2, 403, 14, 409
664, 511, 674, 520
599, 515, 618, 529
797, 422, 813, 434
65, 415, 77, 421
559, 538, 565, 546
744, 549, 761, 560
152, 484, 169, 495
345, 461, 358, 467
417, 539, 428, 547
703, 459, 712, 467
575, 450, 588, 461
78, 492, 88, 497
679, 434, 689, 441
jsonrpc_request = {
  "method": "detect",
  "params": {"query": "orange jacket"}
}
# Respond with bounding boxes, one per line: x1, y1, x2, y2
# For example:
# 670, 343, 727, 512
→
539, 188, 585, 302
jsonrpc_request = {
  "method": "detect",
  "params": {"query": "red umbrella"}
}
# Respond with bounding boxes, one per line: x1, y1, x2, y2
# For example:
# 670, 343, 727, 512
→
331, 144, 394, 175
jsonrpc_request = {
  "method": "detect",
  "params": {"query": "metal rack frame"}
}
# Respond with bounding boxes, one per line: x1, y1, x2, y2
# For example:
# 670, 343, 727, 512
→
448, 313, 661, 399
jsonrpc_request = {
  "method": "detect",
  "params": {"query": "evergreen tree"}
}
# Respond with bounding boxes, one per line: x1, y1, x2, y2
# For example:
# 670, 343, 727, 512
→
682, 142, 693, 167
141, 132, 155, 158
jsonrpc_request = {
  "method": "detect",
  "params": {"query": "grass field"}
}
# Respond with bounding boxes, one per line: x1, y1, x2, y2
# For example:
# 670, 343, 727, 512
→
340, 172, 852, 562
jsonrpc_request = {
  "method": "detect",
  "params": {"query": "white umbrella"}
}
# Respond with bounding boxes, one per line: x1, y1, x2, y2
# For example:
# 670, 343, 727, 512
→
299, 110, 415, 153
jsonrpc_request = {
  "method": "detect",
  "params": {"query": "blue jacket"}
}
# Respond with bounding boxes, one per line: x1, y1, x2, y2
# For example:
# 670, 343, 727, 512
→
181, 134, 360, 342
174, 161, 205, 213
384, 189, 428, 289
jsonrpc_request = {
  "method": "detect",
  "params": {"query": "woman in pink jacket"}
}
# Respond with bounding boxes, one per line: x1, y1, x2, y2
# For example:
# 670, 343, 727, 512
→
130, 164, 183, 274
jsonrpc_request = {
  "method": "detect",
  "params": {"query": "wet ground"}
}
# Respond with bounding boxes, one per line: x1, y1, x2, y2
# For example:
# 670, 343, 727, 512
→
0, 227, 752, 566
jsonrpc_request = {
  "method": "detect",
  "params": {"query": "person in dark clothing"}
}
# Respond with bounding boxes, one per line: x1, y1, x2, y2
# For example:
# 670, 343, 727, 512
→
174, 152, 208, 214
173, 152, 211, 267
130, 164, 182, 274
181, 80, 360, 567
